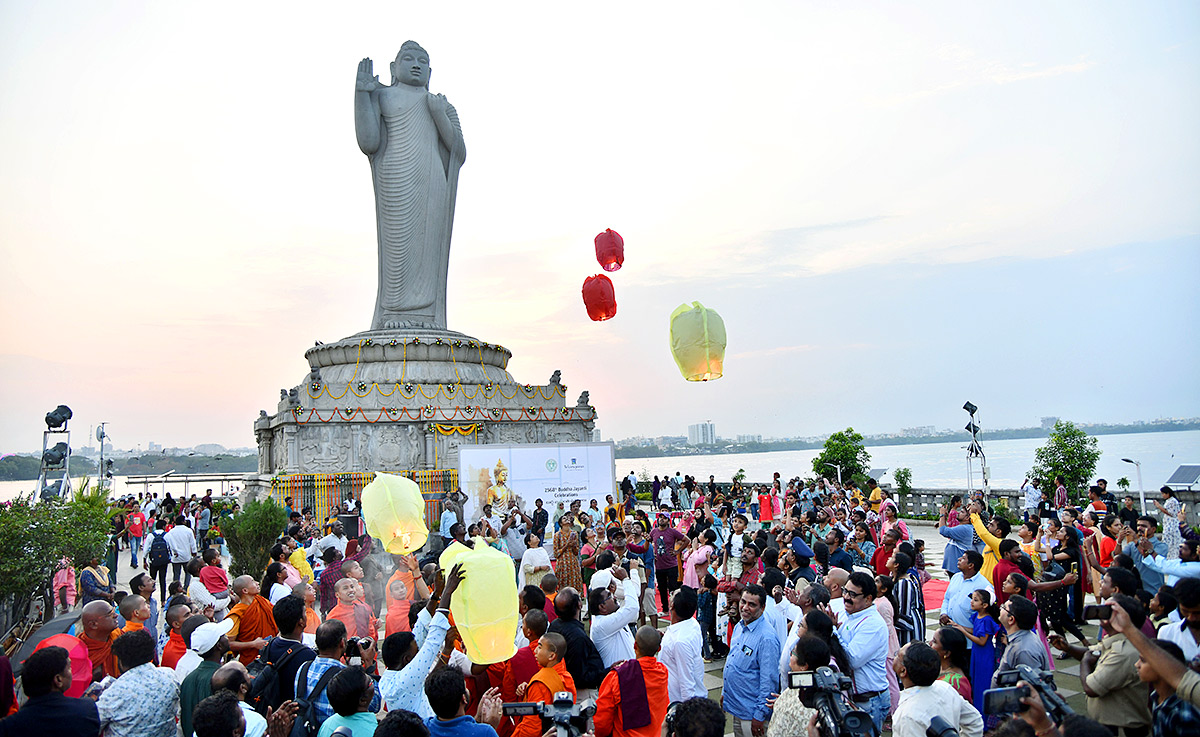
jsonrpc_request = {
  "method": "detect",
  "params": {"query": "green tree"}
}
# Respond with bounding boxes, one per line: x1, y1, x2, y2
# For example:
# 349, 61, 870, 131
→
223, 498, 288, 578
1029, 420, 1101, 501
894, 468, 913, 496
812, 428, 871, 483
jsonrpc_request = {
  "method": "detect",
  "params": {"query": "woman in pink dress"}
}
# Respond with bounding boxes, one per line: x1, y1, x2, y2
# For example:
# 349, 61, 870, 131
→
874, 574, 902, 713
52, 558, 76, 614
683, 529, 717, 589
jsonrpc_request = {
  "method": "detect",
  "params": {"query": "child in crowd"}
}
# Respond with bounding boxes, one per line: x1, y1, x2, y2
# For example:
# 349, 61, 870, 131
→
697, 574, 720, 661
540, 574, 558, 623
945, 496, 963, 527
912, 540, 931, 584
1137, 639, 1200, 729
187, 558, 229, 622
199, 548, 231, 606
513, 633, 575, 737
1149, 586, 1178, 634
118, 595, 152, 634
950, 589, 1001, 717
722, 515, 749, 581
292, 582, 321, 635
167, 580, 184, 599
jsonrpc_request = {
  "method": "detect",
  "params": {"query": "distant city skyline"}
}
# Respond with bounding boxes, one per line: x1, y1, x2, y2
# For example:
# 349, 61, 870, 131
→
2, 4, 1197, 453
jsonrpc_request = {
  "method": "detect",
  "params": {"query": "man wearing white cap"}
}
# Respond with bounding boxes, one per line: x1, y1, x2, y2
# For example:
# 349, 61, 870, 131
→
179, 618, 233, 737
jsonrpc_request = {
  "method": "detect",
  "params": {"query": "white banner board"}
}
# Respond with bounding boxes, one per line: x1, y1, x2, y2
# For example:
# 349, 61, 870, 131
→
458, 442, 616, 524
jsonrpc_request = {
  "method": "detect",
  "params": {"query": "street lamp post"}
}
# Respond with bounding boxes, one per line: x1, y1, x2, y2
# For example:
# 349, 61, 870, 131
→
1122, 458, 1145, 514
824, 463, 843, 484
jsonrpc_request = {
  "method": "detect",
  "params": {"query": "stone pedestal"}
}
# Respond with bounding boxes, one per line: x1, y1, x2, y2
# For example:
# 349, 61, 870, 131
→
244, 328, 597, 502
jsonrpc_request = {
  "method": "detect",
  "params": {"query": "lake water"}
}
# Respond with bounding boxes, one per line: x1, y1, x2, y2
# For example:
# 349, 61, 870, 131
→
619, 430, 1200, 490
3, 430, 1197, 502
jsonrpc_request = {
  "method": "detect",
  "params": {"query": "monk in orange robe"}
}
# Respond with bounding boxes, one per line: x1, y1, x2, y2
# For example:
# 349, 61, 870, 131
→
328, 578, 378, 640
513, 633, 576, 737
78, 601, 120, 682
292, 582, 322, 635
159, 602, 192, 669
226, 575, 278, 665
593, 627, 670, 737
118, 595, 152, 636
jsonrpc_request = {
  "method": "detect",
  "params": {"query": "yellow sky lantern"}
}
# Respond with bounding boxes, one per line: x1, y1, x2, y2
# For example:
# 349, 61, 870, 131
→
441, 537, 519, 664
669, 301, 726, 381
361, 472, 429, 554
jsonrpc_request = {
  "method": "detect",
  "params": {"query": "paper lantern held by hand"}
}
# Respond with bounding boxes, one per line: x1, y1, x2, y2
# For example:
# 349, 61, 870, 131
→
440, 538, 519, 664
669, 301, 726, 381
594, 228, 624, 272
362, 472, 428, 554
582, 274, 617, 321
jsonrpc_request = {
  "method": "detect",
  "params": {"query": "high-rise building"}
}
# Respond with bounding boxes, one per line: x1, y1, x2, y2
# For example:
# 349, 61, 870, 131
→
736, 434, 762, 443
687, 421, 716, 446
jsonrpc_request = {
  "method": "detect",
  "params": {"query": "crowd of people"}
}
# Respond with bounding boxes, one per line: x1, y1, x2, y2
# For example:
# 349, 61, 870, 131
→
4, 474, 1200, 737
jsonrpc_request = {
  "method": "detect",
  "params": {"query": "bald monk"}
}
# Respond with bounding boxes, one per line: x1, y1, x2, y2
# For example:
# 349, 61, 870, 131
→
512, 632, 575, 737
593, 627, 671, 737
160, 603, 193, 669
292, 582, 321, 635
328, 577, 378, 639
118, 594, 152, 634
226, 575, 277, 665
78, 600, 120, 681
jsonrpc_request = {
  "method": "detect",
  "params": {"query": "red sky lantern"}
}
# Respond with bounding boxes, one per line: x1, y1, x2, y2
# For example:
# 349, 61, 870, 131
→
582, 274, 617, 321
594, 228, 624, 272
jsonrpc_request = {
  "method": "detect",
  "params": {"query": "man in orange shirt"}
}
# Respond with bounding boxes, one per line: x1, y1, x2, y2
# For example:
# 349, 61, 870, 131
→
593, 626, 670, 737
225, 575, 277, 665
512, 633, 575, 737
160, 603, 192, 669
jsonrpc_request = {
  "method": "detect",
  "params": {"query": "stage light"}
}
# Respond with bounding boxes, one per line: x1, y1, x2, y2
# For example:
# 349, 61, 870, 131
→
41, 480, 63, 500
42, 442, 69, 468
45, 405, 73, 429
965, 422, 980, 435
962, 401, 977, 415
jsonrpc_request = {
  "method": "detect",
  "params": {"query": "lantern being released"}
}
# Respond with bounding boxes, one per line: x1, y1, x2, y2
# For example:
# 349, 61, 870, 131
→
581, 274, 617, 321
669, 301, 726, 381
440, 539, 519, 663
361, 472, 429, 554
594, 228, 624, 272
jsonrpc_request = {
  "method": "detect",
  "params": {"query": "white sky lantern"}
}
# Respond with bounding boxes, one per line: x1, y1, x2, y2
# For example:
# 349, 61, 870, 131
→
669, 301, 726, 382
440, 538, 519, 663
362, 472, 429, 554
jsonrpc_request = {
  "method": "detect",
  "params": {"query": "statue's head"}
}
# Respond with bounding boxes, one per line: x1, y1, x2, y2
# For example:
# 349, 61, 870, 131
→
391, 41, 430, 89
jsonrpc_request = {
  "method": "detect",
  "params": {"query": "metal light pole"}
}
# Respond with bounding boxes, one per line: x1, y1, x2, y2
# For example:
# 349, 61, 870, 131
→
1122, 458, 1144, 514
824, 463, 843, 484
96, 423, 108, 495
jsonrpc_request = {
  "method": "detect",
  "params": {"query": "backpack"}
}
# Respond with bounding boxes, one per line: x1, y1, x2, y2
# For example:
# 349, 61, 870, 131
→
246, 643, 307, 715
290, 660, 340, 737
147, 532, 170, 567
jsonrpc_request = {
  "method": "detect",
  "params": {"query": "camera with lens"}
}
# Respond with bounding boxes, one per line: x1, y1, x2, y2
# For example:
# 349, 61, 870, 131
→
787, 667, 877, 737
503, 691, 595, 737
984, 665, 1072, 723
344, 636, 374, 662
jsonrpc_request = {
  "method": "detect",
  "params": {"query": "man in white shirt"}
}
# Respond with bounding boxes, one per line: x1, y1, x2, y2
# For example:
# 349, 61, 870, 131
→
1021, 478, 1041, 523
659, 587, 706, 702
1158, 578, 1200, 661
310, 519, 349, 559
587, 558, 642, 667
836, 572, 891, 733
480, 504, 504, 538
891, 642, 983, 737
165, 516, 199, 587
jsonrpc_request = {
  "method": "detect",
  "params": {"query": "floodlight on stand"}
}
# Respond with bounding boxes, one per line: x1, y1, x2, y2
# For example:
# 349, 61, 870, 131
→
963, 401, 977, 415
965, 422, 980, 435
45, 405, 73, 430
42, 442, 69, 469
41, 479, 63, 500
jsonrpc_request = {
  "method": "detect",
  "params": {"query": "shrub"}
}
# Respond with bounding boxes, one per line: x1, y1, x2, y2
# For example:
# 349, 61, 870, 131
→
223, 498, 288, 578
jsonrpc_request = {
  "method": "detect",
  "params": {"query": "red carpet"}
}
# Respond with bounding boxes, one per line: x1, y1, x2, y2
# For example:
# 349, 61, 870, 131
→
922, 578, 949, 610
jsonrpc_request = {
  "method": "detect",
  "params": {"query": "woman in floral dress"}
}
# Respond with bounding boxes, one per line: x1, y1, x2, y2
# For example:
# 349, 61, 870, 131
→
553, 512, 583, 592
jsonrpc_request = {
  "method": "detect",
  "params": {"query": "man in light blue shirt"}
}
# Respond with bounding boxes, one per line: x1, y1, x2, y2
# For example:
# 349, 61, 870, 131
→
1021, 479, 1041, 522
722, 584, 781, 737
937, 551, 993, 643
1123, 516, 1171, 593
837, 572, 891, 733
937, 505, 984, 574
1141, 539, 1200, 586
439, 506, 458, 550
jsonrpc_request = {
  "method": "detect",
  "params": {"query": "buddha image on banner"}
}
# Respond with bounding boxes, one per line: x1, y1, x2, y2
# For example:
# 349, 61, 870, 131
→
459, 442, 616, 523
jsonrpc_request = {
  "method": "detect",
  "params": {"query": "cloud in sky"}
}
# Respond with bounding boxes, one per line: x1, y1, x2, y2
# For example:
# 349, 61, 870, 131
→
0, 1, 1197, 451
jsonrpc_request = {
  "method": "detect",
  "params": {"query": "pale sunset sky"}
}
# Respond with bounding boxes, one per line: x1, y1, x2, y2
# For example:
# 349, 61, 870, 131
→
1, 1, 1198, 452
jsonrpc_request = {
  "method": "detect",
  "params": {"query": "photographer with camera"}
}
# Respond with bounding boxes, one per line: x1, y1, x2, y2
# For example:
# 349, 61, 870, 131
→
1049, 594, 1151, 736
891, 642, 982, 737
